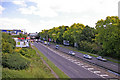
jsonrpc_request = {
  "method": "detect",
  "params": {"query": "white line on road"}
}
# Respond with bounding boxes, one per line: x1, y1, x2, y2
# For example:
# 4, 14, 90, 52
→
78, 63, 84, 66
87, 68, 94, 70
83, 65, 89, 68
37, 43, 110, 79
74, 62, 80, 64
100, 74, 108, 77
93, 71, 101, 73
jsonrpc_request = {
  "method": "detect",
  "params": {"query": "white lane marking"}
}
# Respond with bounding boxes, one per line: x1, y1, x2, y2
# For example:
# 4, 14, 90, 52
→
100, 74, 108, 77
78, 63, 84, 66
39, 43, 109, 79
111, 64, 117, 67
75, 62, 80, 64
83, 66, 89, 68
87, 68, 94, 70
71, 60, 75, 62
68, 58, 72, 60
64, 57, 69, 59
66, 57, 71, 59
69, 59, 73, 62
61, 55, 65, 57
81, 65, 85, 67
93, 71, 101, 73
71, 60, 77, 62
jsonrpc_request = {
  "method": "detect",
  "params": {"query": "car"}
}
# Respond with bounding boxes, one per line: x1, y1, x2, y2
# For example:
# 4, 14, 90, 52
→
83, 54, 92, 59
55, 45, 59, 49
68, 51, 75, 56
48, 42, 50, 46
41, 40, 44, 43
44, 41, 47, 45
96, 56, 107, 62
40, 40, 43, 43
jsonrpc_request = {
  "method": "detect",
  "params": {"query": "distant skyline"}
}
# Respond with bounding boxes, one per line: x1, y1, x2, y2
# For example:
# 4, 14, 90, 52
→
0, 0, 119, 33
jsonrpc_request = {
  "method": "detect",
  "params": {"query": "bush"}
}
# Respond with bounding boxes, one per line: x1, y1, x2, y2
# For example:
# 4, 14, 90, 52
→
78, 41, 92, 52
19, 48, 36, 58
2, 33, 16, 54
2, 52, 30, 70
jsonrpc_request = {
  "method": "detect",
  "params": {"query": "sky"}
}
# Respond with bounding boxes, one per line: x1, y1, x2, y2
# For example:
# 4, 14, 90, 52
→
0, 0, 119, 33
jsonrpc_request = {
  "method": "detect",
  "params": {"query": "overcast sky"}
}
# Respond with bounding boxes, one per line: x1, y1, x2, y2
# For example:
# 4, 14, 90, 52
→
0, 0, 119, 33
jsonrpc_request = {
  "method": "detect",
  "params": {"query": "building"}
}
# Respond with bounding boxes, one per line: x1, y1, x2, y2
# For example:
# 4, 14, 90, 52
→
14, 38, 29, 48
1, 29, 23, 35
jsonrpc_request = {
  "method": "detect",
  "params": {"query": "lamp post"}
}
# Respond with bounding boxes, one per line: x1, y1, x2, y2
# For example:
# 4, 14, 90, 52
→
47, 35, 49, 46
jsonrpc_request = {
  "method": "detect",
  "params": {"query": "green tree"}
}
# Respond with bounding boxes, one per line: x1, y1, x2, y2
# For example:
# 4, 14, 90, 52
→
2, 33, 15, 53
95, 16, 120, 58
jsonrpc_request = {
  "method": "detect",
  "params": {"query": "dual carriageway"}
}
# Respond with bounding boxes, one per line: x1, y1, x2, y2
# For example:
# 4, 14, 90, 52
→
32, 41, 119, 79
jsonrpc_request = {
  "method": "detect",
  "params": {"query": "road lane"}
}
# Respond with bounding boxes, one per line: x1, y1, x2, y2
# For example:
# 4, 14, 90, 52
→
33, 42, 102, 78
49, 43, 119, 74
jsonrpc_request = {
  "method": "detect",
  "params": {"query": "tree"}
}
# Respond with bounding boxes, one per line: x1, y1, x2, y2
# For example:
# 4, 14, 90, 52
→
2, 33, 15, 54
95, 16, 120, 58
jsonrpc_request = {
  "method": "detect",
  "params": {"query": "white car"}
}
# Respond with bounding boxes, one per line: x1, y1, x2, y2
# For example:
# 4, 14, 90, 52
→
44, 41, 47, 45
68, 51, 75, 56
96, 56, 107, 62
83, 54, 92, 59
55, 45, 59, 49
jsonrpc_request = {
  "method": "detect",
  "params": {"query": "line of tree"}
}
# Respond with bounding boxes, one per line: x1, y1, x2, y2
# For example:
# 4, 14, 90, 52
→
38, 16, 120, 59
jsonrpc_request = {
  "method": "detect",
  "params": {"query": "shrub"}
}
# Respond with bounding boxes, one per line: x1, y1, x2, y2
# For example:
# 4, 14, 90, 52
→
19, 48, 36, 58
2, 52, 30, 70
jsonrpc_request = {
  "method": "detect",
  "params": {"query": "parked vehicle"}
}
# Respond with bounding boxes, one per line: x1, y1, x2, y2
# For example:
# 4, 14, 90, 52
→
96, 56, 107, 62
55, 45, 59, 49
68, 51, 75, 56
83, 54, 92, 59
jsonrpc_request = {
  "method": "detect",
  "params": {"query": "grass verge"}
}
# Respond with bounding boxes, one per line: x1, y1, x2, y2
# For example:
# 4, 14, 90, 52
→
2, 48, 56, 78
32, 45, 70, 78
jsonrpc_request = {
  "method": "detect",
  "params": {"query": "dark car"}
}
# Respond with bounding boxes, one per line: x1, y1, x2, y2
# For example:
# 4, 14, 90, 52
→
55, 45, 59, 49
83, 54, 92, 60
96, 56, 107, 62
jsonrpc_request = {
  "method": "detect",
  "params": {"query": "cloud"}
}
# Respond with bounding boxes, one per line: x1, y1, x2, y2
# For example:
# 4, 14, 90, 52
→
0, 5, 5, 14
17, 0, 119, 18
0, 18, 30, 31
19, 6, 36, 14
12, 0, 27, 7
18, 0, 58, 17
1, 0, 119, 33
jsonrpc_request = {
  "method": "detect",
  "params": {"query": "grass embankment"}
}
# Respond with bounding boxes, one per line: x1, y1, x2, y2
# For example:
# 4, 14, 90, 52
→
2, 47, 56, 78
58, 44, 120, 64
32, 46, 70, 78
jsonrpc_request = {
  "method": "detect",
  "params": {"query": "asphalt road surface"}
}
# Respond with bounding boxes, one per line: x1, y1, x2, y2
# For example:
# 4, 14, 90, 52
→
48, 42, 119, 74
33, 42, 117, 79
